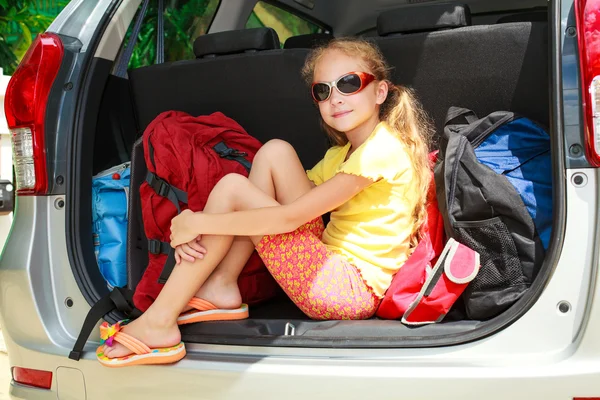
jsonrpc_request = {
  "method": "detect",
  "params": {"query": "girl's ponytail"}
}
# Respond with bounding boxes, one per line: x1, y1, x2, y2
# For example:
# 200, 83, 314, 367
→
381, 84, 433, 246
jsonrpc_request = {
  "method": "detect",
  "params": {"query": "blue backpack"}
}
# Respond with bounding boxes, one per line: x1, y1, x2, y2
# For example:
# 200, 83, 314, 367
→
435, 107, 552, 320
473, 115, 552, 249
92, 162, 130, 289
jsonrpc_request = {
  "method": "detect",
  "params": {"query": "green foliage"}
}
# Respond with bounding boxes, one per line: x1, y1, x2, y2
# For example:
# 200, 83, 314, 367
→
245, 10, 264, 30
246, 1, 321, 46
127, 0, 219, 69
0, 0, 68, 75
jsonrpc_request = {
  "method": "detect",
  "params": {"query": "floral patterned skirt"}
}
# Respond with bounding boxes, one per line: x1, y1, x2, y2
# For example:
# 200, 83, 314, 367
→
256, 217, 380, 320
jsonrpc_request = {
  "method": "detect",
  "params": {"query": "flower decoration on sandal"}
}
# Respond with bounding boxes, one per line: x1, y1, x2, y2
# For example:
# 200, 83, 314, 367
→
100, 320, 129, 347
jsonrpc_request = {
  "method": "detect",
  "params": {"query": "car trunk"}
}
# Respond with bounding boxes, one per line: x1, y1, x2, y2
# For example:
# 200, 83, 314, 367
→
72, 10, 557, 347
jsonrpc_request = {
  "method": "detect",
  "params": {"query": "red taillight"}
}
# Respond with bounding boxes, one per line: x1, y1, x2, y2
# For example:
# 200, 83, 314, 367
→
576, 0, 600, 166
3, 33, 63, 195
12, 367, 52, 389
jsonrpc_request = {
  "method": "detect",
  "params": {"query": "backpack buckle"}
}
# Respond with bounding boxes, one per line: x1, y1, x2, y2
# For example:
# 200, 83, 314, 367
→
148, 239, 160, 254
218, 148, 247, 158
148, 239, 169, 255
155, 179, 171, 198
213, 142, 248, 158
148, 173, 171, 197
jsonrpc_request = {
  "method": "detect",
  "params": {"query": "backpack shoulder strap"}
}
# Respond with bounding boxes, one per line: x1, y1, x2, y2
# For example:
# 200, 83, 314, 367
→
145, 171, 188, 212
213, 141, 252, 172
444, 108, 516, 148
445, 107, 479, 125
143, 135, 187, 285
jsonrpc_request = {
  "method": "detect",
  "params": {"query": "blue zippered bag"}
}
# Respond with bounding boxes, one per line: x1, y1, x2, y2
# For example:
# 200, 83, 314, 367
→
92, 162, 130, 289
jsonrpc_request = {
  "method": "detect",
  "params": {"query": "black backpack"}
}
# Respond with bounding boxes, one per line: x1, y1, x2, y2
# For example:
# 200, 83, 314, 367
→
434, 107, 548, 320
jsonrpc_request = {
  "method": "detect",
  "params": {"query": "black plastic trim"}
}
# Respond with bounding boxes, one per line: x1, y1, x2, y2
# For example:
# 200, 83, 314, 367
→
179, 319, 485, 348
471, 5, 548, 18
45, 36, 83, 196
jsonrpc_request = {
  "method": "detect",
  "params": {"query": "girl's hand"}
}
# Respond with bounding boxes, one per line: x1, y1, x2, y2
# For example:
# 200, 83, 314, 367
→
170, 209, 201, 247
174, 236, 207, 264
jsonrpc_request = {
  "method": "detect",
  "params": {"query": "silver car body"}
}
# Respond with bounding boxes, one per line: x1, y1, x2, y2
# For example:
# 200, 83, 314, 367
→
1, 0, 599, 398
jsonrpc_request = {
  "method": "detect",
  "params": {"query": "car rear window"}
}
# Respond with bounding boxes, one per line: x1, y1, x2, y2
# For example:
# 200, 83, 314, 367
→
245, 0, 323, 47
126, 0, 221, 69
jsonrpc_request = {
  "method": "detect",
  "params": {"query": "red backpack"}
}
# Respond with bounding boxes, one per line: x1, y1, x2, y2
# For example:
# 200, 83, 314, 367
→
132, 110, 280, 312
376, 151, 480, 324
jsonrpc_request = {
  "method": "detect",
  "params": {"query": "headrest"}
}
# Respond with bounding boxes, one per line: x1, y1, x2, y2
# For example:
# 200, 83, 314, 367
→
194, 28, 280, 58
283, 33, 333, 49
377, 3, 471, 36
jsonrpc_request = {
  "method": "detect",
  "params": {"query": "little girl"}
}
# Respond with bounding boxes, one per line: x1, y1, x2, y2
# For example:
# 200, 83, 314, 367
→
97, 38, 432, 367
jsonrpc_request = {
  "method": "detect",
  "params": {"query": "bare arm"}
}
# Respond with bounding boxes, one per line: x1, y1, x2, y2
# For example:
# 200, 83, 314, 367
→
185, 173, 371, 238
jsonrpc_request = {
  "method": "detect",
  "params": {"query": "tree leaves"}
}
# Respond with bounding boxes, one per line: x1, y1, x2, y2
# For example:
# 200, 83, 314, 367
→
0, 35, 18, 73
19, 22, 32, 44
128, 0, 218, 69
0, 0, 66, 75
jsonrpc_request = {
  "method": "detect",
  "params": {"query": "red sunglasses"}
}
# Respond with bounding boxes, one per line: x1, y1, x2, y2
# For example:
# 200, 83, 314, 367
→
311, 71, 376, 102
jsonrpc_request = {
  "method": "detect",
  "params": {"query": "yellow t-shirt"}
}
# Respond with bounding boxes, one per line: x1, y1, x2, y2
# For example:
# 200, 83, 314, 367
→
306, 122, 418, 298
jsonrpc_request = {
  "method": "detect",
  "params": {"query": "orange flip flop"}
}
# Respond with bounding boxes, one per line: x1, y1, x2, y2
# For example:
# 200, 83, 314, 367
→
177, 297, 249, 325
96, 320, 186, 368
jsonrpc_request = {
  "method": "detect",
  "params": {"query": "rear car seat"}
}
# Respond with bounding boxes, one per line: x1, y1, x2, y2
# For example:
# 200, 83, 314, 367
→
127, 27, 326, 292
374, 3, 548, 136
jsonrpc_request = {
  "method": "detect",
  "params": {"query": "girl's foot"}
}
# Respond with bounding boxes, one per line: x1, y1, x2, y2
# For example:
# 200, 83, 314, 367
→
185, 276, 243, 312
102, 314, 181, 359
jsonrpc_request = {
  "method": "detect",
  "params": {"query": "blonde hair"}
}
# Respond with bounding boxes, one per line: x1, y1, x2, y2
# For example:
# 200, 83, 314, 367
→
301, 37, 434, 246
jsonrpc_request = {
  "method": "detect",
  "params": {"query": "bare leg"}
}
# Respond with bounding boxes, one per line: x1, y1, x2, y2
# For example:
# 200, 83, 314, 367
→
104, 140, 313, 358
190, 140, 314, 309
